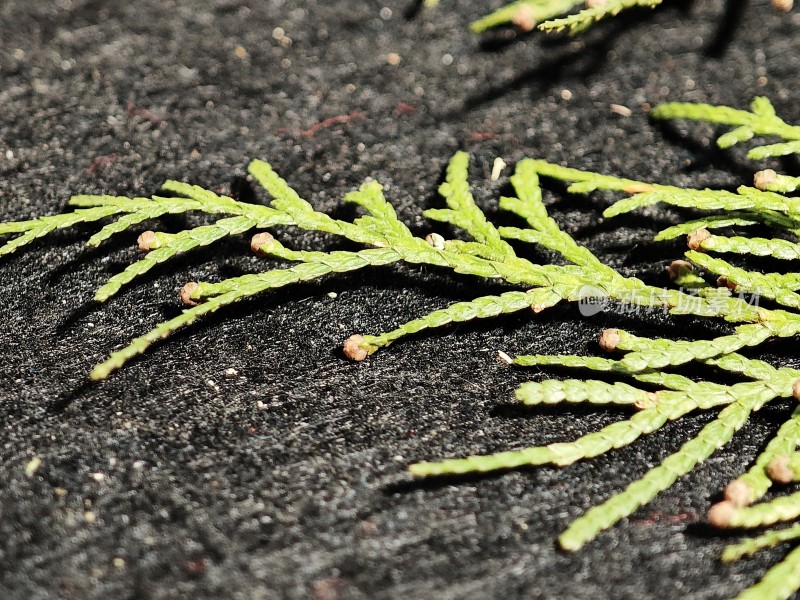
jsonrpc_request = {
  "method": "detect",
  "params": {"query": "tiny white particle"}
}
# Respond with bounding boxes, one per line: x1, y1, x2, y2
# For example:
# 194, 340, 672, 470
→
491, 157, 507, 181
328, 292, 338, 299
610, 104, 632, 117
497, 350, 513, 365
379, 6, 392, 19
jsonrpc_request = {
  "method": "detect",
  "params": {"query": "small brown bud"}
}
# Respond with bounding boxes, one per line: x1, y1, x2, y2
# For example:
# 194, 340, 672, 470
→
425, 233, 445, 251
754, 169, 778, 190
724, 480, 753, 507
180, 282, 200, 306
716, 276, 737, 291
598, 328, 621, 352
251, 232, 275, 255
666, 260, 693, 281
707, 500, 737, 528
687, 228, 711, 250
512, 4, 536, 31
343, 334, 368, 362
137, 231, 158, 252
772, 0, 794, 12
766, 455, 794, 484
793, 379, 800, 400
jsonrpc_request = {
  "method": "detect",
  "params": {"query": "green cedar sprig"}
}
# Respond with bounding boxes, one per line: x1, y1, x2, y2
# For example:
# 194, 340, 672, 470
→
5, 99, 800, 600
469, 0, 664, 34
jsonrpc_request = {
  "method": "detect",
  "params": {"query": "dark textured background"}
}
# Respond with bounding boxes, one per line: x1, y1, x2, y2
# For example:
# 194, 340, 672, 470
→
1, 1, 799, 598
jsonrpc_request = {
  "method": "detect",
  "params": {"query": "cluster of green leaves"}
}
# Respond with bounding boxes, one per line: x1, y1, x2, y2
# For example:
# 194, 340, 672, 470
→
2, 97, 800, 599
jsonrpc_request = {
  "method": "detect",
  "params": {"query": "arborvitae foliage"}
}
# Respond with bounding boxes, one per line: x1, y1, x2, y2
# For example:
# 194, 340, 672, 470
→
2, 97, 800, 599
469, 0, 663, 34
461, 0, 794, 36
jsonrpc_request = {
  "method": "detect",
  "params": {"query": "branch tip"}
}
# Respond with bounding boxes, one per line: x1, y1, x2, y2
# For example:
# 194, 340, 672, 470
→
137, 231, 157, 252
724, 480, 753, 507
766, 455, 794, 484
687, 228, 711, 251
707, 500, 737, 528
598, 328, 621, 352
343, 334, 368, 361
251, 231, 276, 254
180, 282, 200, 306
666, 260, 693, 281
754, 169, 778, 191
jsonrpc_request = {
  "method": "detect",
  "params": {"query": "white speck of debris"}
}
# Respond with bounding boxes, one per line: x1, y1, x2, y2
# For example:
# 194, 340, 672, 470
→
25, 457, 42, 477
491, 157, 507, 181
87, 322, 95, 328
132, 460, 146, 470
328, 292, 338, 299
84, 511, 97, 524
442, 53, 453, 66
379, 6, 392, 19
610, 104, 632, 117
224, 368, 239, 378
256, 400, 266, 409
91, 472, 105, 482
206, 379, 219, 391
497, 350, 513, 364
560, 89, 573, 101
393, 455, 404, 462
112, 557, 126, 570
5, 149, 13, 161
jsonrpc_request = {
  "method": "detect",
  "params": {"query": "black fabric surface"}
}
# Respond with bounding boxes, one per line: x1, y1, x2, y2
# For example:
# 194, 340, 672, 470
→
1, 1, 799, 598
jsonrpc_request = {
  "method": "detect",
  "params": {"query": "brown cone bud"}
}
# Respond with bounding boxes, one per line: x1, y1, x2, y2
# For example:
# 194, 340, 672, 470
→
251, 232, 275, 255
598, 328, 621, 352
793, 380, 800, 401
343, 334, 368, 361
772, 0, 794, 12
754, 169, 778, 190
512, 4, 536, 31
687, 228, 711, 251
137, 231, 158, 252
180, 282, 199, 306
766, 455, 794, 484
724, 480, 753, 507
667, 260, 693, 281
707, 500, 737, 528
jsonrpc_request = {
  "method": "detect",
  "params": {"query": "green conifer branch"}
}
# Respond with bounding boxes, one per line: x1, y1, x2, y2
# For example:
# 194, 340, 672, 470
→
7, 102, 800, 597
733, 544, 800, 600
538, 0, 664, 33
723, 525, 800, 562
470, 0, 664, 35
651, 97, 800, 160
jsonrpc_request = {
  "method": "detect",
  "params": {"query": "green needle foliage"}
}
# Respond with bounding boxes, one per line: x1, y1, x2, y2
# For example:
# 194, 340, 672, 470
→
3, 98, 800, 599
469, 0, 663, 34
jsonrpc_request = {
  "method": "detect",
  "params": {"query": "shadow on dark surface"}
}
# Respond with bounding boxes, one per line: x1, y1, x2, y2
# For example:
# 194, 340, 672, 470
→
651, 119, 757, 178
704, 0, 749, 58
451, 0, 699, 116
